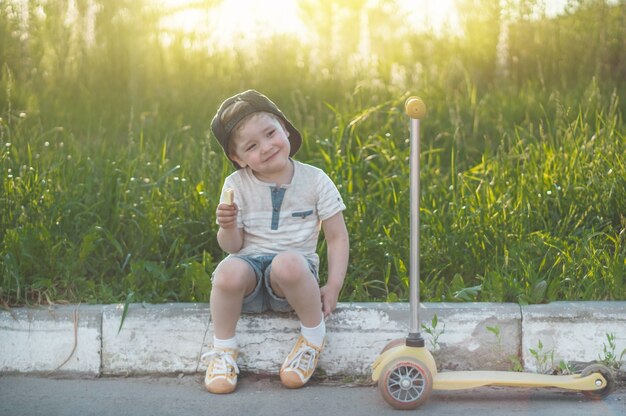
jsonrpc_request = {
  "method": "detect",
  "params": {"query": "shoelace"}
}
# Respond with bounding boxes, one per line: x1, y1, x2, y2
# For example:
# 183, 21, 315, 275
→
285, 345, 318, 372
201, 350, 240, 376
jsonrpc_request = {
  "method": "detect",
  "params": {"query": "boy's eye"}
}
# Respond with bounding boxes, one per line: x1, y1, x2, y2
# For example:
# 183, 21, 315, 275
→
245, 143, 256, 151
267, 128, 276, 137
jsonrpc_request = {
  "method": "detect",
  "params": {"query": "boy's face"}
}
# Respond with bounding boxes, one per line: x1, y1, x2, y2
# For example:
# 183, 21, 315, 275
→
229, 112, 292, 178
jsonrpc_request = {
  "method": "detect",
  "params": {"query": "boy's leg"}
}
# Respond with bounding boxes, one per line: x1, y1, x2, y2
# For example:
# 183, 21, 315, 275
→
269, 252, 325, 388
210, 257, 257, 339
268, 251, 323, 328
204, 257, 257, 394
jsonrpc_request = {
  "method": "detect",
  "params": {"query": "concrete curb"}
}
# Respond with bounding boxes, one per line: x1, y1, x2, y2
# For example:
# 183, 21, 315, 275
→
1, 302, 625, 376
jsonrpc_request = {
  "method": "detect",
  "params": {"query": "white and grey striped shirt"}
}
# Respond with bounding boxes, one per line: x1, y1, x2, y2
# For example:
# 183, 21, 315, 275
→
219, 160, 346, 269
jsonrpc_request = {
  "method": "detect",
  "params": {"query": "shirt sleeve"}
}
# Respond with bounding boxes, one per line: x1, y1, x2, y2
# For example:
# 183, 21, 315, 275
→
316, 172, 346, 221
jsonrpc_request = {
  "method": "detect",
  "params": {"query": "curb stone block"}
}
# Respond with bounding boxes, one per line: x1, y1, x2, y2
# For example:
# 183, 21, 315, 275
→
0, 305, 101, 375
323, 303, 408, 376
522, 301, 626, 372
101, 303, 210, 375
421, 302, 521, 371
2, 301, 625, 377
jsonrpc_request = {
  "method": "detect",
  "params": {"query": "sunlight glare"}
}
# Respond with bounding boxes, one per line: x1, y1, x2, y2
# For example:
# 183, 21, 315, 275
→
157, 0, 465, 49
400, 0, 460, 34
158, 0, 306, 47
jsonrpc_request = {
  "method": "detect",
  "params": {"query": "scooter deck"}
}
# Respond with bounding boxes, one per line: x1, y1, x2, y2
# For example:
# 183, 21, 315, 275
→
434, 370, 606, 391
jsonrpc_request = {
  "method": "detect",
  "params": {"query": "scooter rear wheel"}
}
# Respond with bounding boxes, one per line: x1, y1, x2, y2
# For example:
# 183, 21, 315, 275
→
378, 357, 433, 410
580, 364, 615, 400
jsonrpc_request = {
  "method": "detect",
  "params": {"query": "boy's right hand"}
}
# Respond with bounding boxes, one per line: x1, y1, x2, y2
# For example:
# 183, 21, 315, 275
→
217, 188, 237, 229
216, 202, 238, 229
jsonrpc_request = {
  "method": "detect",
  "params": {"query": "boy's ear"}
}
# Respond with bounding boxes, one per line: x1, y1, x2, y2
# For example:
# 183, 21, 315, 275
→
230, 153, 246, 168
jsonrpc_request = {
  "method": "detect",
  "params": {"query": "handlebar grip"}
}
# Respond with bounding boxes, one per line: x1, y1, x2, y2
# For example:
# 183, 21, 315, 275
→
405, 96, 426, 119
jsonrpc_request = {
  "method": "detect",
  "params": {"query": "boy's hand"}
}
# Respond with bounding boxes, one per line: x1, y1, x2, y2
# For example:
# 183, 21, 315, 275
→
320, 283, 341, 318
216, 203, 238, 228
216, 189, 237, 229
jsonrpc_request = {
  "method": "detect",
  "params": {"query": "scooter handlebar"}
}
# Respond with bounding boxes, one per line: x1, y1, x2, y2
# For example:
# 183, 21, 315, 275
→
405, 96, 426, 119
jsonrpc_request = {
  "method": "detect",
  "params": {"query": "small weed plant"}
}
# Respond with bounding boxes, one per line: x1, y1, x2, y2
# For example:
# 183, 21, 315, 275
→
529, 340, 556, 374
421, 314, 445, 351
599, 333, 626, 371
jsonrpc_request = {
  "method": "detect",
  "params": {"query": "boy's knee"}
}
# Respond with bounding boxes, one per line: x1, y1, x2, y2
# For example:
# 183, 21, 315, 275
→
271, 252, 310, 285
212, 260, 252, 293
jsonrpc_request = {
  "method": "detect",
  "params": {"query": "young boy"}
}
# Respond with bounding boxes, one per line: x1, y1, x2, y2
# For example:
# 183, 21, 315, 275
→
202, 90, 349, 394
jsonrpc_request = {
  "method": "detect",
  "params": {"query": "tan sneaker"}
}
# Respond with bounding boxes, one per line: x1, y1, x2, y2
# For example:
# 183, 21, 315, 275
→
280, 335, 324, 388
201, 347, 239, 394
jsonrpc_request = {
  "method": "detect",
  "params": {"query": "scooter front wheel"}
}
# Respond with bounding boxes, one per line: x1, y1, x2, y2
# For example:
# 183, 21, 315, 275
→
377, 357, 433, 410
580, 364, 615, 400
380, 338, 405, 354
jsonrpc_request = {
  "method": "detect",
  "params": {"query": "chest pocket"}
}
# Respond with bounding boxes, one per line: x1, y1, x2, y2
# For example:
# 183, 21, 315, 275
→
292, 210, 314, 219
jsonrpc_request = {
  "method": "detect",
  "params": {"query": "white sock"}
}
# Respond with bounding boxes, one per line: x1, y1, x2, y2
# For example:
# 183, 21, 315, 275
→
213, 336, 238, 350
301, 317, 326, 348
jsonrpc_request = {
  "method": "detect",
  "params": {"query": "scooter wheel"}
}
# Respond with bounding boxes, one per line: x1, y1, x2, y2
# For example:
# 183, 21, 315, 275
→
380, 338, 405, 354
580, 364, 616, 400
377, 357, 433, 410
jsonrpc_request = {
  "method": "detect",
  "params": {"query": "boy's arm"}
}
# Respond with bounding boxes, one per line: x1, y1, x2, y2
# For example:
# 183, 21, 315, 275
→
217, 219, 244, 253
320, 211, 349, 317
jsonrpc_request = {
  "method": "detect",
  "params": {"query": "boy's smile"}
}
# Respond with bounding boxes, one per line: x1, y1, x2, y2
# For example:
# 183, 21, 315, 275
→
230, 113, 294, 185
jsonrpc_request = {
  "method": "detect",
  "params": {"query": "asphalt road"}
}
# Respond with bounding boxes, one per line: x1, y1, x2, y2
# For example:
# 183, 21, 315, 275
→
0, 374, 624, 416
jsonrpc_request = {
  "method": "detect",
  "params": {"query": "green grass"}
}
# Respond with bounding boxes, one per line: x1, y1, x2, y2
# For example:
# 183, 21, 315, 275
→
311, 85, 625, 304
1, 84, 624, 306
1, 0, 625, 306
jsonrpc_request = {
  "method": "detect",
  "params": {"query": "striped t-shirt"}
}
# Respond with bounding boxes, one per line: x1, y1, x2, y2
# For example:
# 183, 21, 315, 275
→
219, 160, 346, 269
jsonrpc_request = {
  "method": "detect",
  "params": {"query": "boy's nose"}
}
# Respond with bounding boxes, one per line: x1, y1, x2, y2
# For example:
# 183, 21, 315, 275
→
260, 141, 272, 153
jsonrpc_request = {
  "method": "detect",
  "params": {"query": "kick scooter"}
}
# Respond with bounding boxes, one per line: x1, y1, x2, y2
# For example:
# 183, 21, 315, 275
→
371, 96, 616, 410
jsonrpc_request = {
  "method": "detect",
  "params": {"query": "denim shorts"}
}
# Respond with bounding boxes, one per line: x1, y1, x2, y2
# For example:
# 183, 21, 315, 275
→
225, 254, 318, 313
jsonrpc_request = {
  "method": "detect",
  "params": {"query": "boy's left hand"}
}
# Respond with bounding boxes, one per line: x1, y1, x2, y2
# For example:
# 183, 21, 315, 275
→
320, 284, 341, 318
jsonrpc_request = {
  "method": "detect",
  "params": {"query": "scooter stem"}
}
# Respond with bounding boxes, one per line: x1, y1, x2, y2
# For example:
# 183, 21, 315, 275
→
405, 97, 426, 347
